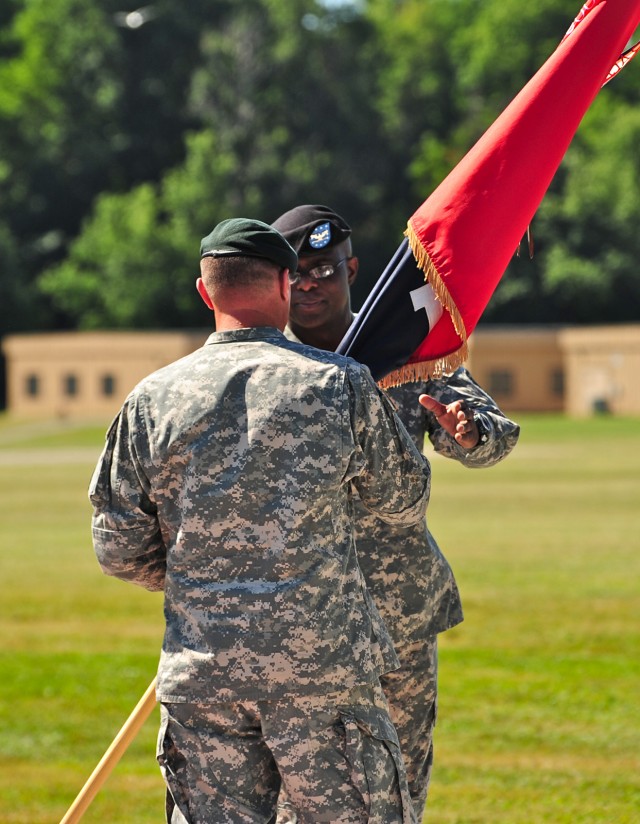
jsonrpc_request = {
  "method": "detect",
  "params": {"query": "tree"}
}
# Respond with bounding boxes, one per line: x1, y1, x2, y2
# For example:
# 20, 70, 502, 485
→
39, 132, 233, 329
4, 0, 640, 337
41, 0, 396, 325
368, 0, 640, 327
537, 97, 640, 322
0, 0, 214, 331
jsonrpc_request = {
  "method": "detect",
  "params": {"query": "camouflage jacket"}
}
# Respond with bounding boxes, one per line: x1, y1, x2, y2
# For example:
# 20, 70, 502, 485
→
357, 369, 520, 640
89, 327, 431, 702
285, 327, 520, 640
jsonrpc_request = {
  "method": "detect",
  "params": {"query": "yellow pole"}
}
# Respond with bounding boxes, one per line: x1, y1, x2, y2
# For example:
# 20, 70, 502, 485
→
60, 676, 158, 824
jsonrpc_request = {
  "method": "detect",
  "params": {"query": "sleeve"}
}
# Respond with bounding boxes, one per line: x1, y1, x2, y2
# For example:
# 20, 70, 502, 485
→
88, 397, 167, 591
423, 367, 520, 468
345, 362, 431, 526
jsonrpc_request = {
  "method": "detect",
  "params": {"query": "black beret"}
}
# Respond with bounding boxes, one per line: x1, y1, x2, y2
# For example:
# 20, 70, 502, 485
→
200, 218, 298, 273
271, 205, 351, 255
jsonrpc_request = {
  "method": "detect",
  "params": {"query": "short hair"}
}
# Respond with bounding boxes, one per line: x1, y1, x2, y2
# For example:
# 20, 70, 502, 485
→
200, 255, 281, 294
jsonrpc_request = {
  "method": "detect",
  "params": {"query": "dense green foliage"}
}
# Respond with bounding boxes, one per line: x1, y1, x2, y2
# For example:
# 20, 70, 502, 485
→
1, 0, 639, 333
1, 412, 639, 822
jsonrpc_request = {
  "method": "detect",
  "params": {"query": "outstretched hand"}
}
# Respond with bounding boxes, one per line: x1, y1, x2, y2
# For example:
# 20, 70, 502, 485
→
418, 393, 480, 449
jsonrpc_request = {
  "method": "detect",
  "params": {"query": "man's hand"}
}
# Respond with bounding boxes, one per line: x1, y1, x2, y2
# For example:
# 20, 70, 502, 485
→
419, 393, 480, 449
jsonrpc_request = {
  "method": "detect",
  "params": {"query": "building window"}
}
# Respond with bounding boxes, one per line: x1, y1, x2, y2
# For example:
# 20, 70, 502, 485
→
101, 374, 116, 397
550, 368, 564, 398
64, 374, 79, 397
26, 374, 40, 397
488, 369, 514, 397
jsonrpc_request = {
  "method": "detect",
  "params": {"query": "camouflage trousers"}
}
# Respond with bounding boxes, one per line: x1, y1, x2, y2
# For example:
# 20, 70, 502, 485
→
157, 682, 416, 824
380, 636, 438, 821
276, 638, 438, 824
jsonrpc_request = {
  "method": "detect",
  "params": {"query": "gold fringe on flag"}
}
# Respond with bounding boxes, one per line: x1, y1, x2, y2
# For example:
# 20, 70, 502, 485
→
376, 222, 469, 389
603, 38, 640, 85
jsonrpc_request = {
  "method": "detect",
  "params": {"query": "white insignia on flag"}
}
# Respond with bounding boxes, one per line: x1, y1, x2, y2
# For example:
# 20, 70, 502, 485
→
410, 284, 443, 331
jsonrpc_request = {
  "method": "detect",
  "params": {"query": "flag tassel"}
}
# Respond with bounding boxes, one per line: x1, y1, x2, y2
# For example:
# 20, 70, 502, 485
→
404, 222, 468, 346
375, 223, 470, 388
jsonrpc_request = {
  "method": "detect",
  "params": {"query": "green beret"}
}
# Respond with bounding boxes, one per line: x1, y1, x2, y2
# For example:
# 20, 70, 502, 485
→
200, 218, 298, 273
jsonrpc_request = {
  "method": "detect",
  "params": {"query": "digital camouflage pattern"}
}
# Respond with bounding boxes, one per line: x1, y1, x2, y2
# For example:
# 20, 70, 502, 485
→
158, 683, 417, 824
355, 367, 520, 813
358, 366, 521, 643
284, 321, 520, 816
380, 638, 437, 817
89, 327, 431, 704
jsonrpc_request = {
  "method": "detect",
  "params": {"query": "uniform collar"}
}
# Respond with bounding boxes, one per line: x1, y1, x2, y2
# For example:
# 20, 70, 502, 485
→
284, 314, 357, 347
205, 327, 286, 346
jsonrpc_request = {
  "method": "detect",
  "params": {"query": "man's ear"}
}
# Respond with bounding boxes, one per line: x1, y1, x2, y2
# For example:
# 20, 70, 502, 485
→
279, 268, 291, 301
346, 256, 359, 287
196, 277, 214, 310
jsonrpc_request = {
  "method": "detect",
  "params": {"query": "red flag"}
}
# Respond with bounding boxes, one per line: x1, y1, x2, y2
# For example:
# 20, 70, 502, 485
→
364, 0, 640, 386
565, 0, 640, 84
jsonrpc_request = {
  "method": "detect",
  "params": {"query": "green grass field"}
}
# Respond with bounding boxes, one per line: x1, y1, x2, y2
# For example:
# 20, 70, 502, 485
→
1, 413, 638, 823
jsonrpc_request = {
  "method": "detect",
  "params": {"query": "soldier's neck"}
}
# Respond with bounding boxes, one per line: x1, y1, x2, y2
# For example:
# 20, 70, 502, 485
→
291, 314, 354, 353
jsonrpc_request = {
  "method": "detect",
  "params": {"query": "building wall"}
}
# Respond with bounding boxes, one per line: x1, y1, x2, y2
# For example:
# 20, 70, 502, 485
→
559, 325, 640, 416
2, 330, 208, 420
3, 325, 640, 419
465, 326, 565, 413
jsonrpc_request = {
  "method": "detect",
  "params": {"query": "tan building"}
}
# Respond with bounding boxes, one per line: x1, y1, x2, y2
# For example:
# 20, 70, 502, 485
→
559, 325, 640, 416
2, 324, 640, 419
466, 326, 565, 413
2, 330, 208, 420
466, 324, 640, 416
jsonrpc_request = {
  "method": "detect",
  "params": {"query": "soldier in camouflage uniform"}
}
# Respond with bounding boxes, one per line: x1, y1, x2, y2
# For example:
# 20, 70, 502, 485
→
271, 205, 521, 821
89, 218, 432, 824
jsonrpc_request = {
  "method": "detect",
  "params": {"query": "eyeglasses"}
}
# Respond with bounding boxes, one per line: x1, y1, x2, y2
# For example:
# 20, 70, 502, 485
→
288, 257, 348, 285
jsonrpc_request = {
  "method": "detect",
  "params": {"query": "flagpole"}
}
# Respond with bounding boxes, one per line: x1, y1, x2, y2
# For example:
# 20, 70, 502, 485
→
60, 676, 158, 824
